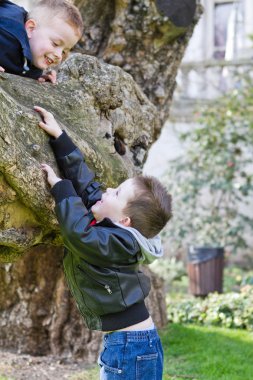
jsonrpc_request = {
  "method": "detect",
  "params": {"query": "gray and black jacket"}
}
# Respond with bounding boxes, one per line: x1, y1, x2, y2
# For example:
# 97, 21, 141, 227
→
50, 131, 163, 331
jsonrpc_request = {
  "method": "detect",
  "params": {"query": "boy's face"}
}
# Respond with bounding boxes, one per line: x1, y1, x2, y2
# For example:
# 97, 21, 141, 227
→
25, 16, 80, 70
91, 178, 137, 224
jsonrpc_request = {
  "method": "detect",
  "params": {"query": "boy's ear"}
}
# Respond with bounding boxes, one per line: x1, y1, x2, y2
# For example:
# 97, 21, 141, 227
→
119, 217, 131, 227
25, 19, 37, 38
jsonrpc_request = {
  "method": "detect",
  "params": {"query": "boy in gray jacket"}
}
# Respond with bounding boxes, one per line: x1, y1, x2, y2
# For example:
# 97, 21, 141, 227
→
34, 105, 172, 380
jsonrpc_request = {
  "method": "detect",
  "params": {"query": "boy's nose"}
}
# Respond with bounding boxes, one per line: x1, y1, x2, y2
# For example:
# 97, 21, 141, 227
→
54, 48, 63, 61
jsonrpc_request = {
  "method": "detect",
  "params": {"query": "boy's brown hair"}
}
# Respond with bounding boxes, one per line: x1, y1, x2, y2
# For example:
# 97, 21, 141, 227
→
29, 0, 83, 36
124, 176, 172, 238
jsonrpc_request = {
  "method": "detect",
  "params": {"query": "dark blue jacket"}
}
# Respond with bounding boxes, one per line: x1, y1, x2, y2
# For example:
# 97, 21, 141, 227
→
0, 0, 42, 79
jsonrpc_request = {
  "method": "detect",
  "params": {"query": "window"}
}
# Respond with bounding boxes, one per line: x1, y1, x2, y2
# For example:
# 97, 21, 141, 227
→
213, 0, 243, 59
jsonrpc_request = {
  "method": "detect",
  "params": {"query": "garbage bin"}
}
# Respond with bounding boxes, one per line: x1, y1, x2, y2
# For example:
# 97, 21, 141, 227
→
187, 246, 224, 296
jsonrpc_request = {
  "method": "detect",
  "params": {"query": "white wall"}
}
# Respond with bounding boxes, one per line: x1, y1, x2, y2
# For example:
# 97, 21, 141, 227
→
12, 0, 33, 10
183, 0, 253, 62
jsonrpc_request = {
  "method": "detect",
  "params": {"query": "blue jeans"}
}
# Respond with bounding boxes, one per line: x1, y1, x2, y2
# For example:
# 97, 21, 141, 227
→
98, 328, 163, 380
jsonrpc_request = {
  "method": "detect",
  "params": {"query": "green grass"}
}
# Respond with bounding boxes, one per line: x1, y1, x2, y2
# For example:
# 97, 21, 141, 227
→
161, 323, 253, 380
70, 367, 99, 380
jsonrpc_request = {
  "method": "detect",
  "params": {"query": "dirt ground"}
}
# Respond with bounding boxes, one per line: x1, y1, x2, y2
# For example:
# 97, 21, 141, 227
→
0, 350, 97, 380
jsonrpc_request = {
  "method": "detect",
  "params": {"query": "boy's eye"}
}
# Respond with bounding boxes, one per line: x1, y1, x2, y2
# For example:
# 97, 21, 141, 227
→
116, 190, 119, 196
52, 41, 59, 47
63, 50, 69, 58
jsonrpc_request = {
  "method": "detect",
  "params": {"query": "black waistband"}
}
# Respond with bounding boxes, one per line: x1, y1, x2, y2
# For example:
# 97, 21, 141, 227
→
101, 301, 149, 331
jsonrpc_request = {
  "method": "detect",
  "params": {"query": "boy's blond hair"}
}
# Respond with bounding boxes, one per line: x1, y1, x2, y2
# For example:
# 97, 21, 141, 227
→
28, 0, 83, 36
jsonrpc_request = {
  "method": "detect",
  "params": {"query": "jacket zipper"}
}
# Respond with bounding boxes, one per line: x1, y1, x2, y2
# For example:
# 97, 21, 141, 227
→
77, 265, 113, 294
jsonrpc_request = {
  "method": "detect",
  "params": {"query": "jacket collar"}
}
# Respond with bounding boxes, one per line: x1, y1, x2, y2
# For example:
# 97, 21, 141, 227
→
0, 18, 32, 62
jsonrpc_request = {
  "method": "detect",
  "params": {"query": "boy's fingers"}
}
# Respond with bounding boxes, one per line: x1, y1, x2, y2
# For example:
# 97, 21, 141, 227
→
41, 166, 53, 177
41, 163, 53, 171
41, 164, 48, 170
46, 72, 57, 84
37, 70, 57, 84
38, 121, 47, 129
0, 66, 5, 72
50, 71, 57, 84
34, 105, 47, 114
34, 106, 53, 120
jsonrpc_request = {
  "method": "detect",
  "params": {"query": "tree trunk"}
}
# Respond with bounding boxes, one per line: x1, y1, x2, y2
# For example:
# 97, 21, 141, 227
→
0, 0, 202, 362
75, 0, 202, 125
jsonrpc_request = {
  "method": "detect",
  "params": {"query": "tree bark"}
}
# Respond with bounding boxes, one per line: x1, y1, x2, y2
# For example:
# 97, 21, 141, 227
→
0, 0, 202, 362
75, 0, 202, 125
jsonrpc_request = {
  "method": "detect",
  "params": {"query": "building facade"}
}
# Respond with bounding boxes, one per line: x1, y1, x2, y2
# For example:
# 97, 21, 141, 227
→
176, 0, 253, 105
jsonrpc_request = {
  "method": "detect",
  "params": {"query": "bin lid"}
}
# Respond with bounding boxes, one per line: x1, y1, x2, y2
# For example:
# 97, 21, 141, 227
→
188, 246, 224, 264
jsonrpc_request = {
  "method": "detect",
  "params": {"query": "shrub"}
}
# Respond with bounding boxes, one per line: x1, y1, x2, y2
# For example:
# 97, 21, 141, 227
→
167, 285, 253, 331
164, 76, 253, 253
150, 257, 186, 285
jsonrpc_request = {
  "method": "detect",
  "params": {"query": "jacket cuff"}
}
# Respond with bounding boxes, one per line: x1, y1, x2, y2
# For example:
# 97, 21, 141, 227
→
51, 179, 77, 203
49, 131, 77, 158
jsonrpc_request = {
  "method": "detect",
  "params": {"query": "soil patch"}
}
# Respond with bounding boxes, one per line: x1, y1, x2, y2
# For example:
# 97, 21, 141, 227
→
0, 350, 94, 380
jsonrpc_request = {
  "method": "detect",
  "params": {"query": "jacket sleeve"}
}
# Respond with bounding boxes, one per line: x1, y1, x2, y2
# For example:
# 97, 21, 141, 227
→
50, 131, 102, 208
51, 180, 139, 266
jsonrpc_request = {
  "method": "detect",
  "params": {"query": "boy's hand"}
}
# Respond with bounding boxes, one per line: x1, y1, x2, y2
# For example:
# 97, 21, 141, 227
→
0, 66, 5, 72
34, 106, 63, 138
38, 70, 57, 84
41, 164, 62, 188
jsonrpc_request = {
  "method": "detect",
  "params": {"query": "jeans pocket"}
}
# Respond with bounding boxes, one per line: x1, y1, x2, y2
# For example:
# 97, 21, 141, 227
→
136, 353, 158, 380
98, 356, 123, 377
98, 344, 125, 376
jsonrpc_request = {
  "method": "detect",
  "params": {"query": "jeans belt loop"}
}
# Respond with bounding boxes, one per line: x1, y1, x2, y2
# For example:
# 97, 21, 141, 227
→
148, 331, 153, 347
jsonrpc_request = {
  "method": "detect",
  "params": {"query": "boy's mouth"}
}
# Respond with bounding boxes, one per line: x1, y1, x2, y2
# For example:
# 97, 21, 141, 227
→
45, 56, 54, 66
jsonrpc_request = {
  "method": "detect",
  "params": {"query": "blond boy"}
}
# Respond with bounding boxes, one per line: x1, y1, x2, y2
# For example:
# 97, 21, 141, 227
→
0, 0, 83, 83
